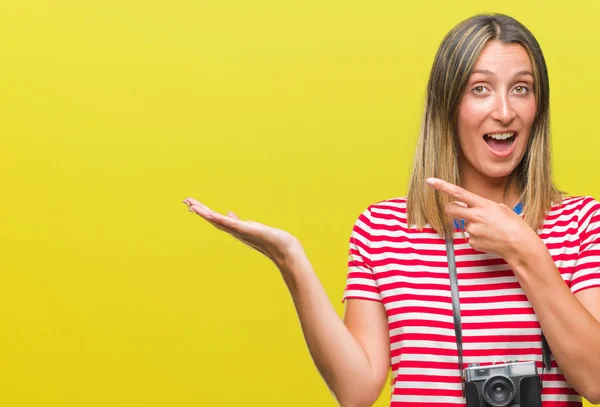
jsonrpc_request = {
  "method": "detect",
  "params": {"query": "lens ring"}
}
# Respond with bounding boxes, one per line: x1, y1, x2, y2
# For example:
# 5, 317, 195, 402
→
482, 375, 516, 407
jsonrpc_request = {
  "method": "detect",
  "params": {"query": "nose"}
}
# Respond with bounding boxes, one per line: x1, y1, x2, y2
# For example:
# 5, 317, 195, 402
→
490, 93, 516, 124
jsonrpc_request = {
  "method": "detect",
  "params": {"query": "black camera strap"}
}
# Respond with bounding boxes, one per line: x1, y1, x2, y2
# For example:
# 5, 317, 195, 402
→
444, 235, 552, 392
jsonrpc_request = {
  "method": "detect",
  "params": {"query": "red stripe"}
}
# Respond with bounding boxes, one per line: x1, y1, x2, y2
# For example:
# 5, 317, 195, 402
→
344, 196, 590, 404
392, 360, 559, 371
375, 269, 515, 280
570, 271, 600, 286
389, 306, 452, 317
391, 333, 542, 343
578, 201, 600, 228
544, 198, 585, 220
380, 280, 523, 292
383, 293, 528, 304
542, 217, 578, 229
538, 228, 579, 239
542, 387, 580, 395
546, 240, 579, 250
461, 294, 528, 303
373, 203, 407, 213
461, 307, 535, 317
393, 388, 463, 397
342, 295, 381, 303
345, 271, 376, 280
344, 284, 378, 293
461, 321, 541, 330
391, 347, 542, 357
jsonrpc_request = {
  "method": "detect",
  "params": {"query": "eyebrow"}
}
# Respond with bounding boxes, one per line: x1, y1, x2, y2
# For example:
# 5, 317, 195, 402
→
471, 69, 534, 77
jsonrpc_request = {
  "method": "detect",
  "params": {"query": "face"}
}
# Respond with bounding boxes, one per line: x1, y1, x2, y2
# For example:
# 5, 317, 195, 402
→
456, 40, 536, 182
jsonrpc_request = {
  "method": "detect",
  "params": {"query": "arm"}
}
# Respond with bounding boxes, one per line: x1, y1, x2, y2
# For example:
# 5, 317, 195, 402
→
424, 180, 600, 403
183, 199, 390, 407
508, 237, 600, 404
281, 249, 390, 407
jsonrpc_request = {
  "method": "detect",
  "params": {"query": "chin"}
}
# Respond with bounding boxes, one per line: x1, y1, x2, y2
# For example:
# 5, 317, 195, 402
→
479, 164, 517, 179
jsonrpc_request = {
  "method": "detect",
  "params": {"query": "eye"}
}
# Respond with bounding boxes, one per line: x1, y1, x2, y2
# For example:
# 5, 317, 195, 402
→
513, 85, 529, 94
472, 85, 487, 95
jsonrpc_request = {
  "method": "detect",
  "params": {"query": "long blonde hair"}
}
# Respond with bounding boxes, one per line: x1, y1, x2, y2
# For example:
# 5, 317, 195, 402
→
407, 13, 562, 238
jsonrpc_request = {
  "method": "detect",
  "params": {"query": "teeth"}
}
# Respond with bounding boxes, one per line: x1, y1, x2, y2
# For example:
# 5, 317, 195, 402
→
485, 132, 515, 140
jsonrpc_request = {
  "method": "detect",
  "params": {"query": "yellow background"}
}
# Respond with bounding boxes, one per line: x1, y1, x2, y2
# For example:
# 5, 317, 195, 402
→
1, 0, 598, 406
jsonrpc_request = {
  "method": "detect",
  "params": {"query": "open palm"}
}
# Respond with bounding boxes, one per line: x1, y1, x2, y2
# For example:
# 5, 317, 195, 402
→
183, 198, 301, 269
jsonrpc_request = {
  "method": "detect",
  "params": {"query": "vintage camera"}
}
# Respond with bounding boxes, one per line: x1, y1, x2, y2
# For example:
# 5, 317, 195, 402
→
463, 361, 542, 407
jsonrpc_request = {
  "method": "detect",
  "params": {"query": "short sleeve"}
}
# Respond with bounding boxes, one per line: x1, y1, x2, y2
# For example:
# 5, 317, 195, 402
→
570, 197, 600, 294
342, 206, 382, 302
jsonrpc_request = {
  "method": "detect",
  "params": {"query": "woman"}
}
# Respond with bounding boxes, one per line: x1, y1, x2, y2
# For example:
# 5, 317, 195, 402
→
184, 13, 600, 407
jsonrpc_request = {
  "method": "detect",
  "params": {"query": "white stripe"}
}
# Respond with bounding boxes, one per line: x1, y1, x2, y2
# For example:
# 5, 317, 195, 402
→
390, 395, 464, 403
393, 354, 541, 364
396, 367, 460, 377
574, 254, 600, 266
394, 381, 463, 390
385, 298, 533, 311
392, 340, 542, 351
380, 286, 527, 298
346, 196, 597, 401
571, 279, 600, 293
342, 291, 380, 301
542, 394, 582, 402
344, 277, 377, 286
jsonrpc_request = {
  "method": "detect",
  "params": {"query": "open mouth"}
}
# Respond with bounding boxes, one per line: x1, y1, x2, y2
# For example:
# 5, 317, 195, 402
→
483, 132, 517, 154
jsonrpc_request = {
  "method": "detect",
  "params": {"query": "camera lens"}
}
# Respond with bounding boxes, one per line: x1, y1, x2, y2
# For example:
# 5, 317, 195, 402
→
482, 375, 515, 407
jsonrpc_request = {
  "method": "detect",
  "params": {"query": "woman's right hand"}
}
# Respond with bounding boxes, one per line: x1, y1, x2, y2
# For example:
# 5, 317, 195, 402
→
183, 198, 303, 271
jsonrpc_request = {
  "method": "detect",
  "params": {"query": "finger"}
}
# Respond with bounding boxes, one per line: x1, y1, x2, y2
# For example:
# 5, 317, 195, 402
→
196, 208, 262, 241
183, 198, 213, 217
184, 200, 227, 225
498, 203, 514, 213
445, 202, 477, 222
426, 178, 487, 207
227, 211, 240, 220
183, 199, 239, 230
184, 198, 214, 213
464, 222, 474, 235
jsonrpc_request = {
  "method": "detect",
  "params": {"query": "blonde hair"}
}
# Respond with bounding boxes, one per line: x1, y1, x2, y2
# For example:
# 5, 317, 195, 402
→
407, 13, 562, 238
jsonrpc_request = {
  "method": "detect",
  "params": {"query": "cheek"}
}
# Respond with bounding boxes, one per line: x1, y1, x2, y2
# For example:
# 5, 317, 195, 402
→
523, 99, 537, 127
514, 97, 537, 141
457, 97, 488, 141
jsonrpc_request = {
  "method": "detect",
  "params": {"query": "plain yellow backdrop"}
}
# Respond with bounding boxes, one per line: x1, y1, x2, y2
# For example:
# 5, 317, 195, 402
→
1, 0, 598, 406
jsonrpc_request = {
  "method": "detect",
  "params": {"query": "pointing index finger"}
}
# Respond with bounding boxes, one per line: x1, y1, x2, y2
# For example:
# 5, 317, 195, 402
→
426, 178, 486, 207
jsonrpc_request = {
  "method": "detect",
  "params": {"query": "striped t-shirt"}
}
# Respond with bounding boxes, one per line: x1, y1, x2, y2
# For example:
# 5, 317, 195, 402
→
342, 196, 600, 407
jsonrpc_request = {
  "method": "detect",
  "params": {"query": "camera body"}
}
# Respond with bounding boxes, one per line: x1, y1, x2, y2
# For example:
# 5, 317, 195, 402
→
463, 361, 542, 407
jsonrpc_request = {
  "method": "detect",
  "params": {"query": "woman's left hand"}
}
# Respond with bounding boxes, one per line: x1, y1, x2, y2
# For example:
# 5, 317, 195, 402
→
426, 177, 539, 261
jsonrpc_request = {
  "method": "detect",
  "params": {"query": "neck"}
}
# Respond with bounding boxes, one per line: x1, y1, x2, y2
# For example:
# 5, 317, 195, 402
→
459, 163, 521, 208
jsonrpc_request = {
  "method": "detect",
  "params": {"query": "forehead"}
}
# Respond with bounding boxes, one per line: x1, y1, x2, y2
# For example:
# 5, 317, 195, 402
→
473, 40, 532, 73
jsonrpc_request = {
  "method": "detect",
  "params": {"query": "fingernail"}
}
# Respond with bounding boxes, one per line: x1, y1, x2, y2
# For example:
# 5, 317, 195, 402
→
455, 201, 468, 207
188, 208, 195, 213
426, 178, 436, 186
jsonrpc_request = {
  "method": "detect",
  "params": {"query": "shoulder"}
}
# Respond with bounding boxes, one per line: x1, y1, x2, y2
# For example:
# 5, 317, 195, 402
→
359, 196, 408, 220
550, 196, 600, 214
548, 196, 600, 228
364, 196, 407, 212
352, 196, 409, 231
